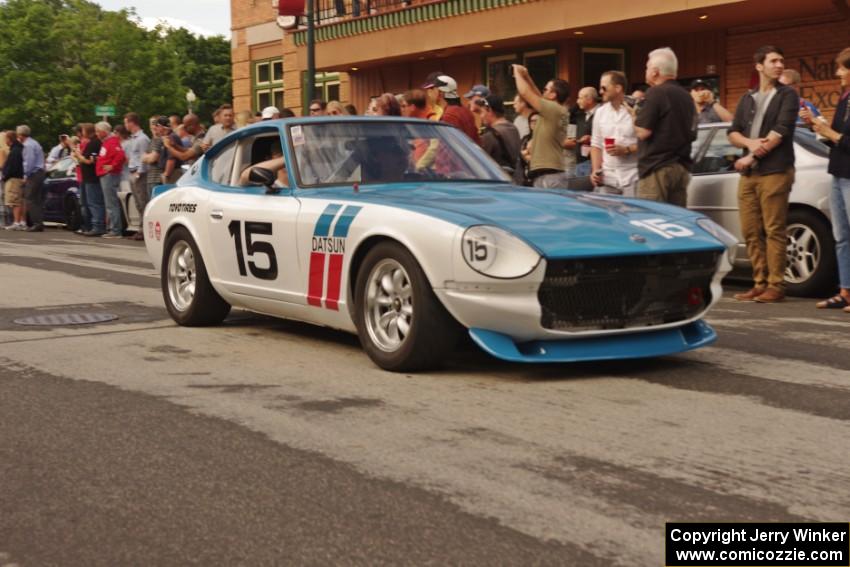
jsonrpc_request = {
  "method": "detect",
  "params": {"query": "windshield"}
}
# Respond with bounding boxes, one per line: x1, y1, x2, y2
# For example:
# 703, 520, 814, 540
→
48, 156, 75, 179
289, 121, 508, 187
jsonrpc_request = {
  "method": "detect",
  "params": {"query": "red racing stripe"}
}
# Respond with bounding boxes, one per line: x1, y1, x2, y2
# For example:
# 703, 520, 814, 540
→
307, 252, 326, 307
324, 254, 344, 311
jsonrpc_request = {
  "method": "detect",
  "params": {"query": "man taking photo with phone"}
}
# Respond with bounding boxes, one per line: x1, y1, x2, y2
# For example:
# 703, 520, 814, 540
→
513, 64, 570, 188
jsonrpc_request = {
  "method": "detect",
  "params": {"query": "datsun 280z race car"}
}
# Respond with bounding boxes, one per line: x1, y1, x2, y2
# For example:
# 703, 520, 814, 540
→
143, 117, 736, 371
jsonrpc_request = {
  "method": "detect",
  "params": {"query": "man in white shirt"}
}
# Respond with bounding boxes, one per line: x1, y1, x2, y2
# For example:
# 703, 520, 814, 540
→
512, 94, 533, 139
590, 70, 639, 197
201, 104, 237, 152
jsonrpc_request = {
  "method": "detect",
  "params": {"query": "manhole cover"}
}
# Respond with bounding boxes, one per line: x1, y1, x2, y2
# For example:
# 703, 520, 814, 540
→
14, 313, 119, 326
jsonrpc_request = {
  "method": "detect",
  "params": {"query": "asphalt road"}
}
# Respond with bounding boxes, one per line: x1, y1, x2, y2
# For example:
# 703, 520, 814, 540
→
1, 226, 848, 566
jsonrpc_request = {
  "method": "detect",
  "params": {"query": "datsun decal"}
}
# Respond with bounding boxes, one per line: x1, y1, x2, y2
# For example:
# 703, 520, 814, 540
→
307, 204, 362, 311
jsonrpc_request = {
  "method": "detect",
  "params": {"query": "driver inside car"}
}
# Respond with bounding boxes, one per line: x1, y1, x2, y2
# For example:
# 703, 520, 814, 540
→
360, 138, 411, 183
240, 141, 288, 188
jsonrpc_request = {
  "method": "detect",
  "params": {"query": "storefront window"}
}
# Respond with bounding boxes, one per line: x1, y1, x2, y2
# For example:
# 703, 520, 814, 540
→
315, 72, 341, 102
485, 49, 557, 117
581, 47, 625, 88
253, 58, 284, 112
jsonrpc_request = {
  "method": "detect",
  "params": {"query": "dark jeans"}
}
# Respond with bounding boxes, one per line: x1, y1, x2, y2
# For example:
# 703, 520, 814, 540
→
23, 169, 47, 226
83, 181, 106, 232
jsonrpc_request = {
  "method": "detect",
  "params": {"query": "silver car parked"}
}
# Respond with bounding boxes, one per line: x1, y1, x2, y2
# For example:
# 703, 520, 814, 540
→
688, 122, 835, 296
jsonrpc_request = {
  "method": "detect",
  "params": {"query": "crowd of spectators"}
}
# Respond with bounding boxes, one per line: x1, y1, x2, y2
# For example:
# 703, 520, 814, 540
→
1, 44, 848, 311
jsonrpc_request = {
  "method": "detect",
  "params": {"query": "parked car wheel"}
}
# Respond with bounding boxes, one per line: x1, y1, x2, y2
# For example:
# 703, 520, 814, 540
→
161, 226, 231, 326
785, 208, 837, 297
63, 194, 82, 231
354, 241, 460, 372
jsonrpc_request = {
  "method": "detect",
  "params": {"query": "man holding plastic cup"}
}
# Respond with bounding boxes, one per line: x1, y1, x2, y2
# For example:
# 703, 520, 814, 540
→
590, 71, 639, 196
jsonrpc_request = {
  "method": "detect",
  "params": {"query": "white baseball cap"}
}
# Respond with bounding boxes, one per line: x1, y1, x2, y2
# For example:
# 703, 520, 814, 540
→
261, 106, 280, 119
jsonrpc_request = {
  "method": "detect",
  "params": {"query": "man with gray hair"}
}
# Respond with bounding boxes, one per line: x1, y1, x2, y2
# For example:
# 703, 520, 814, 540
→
94, 121, 127, 238
634, 47, 696, 206
17, 125, 47, 232
574, 86, 599, 177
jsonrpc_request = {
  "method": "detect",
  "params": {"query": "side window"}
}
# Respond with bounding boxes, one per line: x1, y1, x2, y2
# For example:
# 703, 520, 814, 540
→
692, 128, 741, 175
208, 142, 237, 185
232, 133, 285, 187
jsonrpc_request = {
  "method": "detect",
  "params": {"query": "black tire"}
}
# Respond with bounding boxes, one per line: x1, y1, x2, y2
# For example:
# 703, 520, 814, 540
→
161, 226, 231, 326
353, 241, 461, 372
63, 195, 82, 231
785, 208, 837, 297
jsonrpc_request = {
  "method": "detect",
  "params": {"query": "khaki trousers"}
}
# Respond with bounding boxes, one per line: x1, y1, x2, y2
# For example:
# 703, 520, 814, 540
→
637, 162, 690, 207
737, 169, 794, 291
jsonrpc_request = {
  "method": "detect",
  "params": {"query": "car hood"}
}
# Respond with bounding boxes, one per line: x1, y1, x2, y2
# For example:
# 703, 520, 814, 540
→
313, 183, 724, 258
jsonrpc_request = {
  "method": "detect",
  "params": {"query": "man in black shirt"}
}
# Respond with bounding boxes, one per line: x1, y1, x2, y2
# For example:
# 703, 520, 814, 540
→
2, 132, 25, 230
634, 47, 696, 207
478, 95, 521, 172
727, 45, 798, 303
72, 123, 106, 236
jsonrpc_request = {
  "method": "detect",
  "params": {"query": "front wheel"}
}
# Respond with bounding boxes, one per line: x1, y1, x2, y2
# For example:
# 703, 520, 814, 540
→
785, 208, 837, 297
63, 195, 81, 231
354, 241, 460, 372
161, 226, 231, 326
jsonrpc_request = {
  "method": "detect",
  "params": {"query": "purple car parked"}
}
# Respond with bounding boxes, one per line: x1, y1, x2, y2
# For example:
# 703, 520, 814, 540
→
38, 156, 82, 230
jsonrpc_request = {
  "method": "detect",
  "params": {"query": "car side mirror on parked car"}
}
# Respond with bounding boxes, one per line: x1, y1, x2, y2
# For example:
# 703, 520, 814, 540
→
248, 167, 278, 193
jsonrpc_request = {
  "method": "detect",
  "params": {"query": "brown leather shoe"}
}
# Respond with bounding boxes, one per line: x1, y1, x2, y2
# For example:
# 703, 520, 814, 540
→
754, 288, 785, 303
733, 287, 765, 301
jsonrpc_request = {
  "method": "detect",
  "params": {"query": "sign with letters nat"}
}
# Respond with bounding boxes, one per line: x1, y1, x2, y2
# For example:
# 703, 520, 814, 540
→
666, 522, 849, 566
798, 56, 844, 112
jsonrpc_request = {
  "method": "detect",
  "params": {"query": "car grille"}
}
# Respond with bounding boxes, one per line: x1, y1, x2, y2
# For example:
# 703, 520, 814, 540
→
539, 251, 719, 332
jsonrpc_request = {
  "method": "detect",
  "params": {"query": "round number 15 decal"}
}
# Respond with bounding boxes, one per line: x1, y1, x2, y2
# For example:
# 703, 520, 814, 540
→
228, 220, 278, 280
630, 218, 694, 239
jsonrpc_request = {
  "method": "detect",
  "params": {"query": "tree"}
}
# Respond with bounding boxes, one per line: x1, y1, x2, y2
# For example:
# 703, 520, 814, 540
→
163, 28, 232, 121
0, 0, 231, 147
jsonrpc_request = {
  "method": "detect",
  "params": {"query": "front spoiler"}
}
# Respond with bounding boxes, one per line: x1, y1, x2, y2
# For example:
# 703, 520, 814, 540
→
469, 320, 716, 363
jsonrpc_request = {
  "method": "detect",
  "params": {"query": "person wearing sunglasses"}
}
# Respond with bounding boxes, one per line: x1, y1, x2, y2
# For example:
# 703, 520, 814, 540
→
308, 100, 327, 116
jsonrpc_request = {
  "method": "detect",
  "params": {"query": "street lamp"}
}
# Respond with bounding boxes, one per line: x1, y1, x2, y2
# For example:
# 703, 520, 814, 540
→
186, 89, 197, 114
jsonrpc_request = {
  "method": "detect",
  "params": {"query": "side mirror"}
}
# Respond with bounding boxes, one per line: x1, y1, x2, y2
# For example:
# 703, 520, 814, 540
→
248, 166, 277, 192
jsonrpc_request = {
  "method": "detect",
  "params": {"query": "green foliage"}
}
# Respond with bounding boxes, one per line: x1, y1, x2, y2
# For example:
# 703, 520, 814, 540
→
0, 0, 231, 147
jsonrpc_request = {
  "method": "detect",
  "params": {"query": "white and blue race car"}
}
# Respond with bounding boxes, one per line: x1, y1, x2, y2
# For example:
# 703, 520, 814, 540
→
144, 117, 736, 371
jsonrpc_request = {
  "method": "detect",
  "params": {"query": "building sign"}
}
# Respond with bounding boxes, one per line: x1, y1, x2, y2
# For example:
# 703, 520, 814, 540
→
798, 55, 843, 111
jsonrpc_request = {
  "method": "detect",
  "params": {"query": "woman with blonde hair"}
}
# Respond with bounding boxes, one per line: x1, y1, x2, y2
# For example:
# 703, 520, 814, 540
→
326, 100, 347, 116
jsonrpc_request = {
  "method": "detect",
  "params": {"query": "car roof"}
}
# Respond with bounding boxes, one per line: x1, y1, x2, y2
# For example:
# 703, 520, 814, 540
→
238, 115, 436, 132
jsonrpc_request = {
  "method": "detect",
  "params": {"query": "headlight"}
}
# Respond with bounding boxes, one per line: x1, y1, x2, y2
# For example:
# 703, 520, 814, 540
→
697, 218, 738, 262
461, 225, 541, 279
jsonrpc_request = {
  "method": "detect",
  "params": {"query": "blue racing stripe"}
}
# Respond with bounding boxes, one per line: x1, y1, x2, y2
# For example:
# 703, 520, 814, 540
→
332, 206, 363, 238
313, 203, 343, 237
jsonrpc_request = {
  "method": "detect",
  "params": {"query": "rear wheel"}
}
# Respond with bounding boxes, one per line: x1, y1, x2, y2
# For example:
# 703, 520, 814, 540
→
161, 226, 231, 326
785, 208, 837, 297
354, 241, 460, 372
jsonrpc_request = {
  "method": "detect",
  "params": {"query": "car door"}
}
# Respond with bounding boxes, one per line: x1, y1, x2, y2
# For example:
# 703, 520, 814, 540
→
202, 128, 302, 304
687, 126, 744, 240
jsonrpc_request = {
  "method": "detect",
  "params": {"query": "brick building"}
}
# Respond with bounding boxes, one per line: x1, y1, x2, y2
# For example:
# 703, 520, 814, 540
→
230, 0, 850, 118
